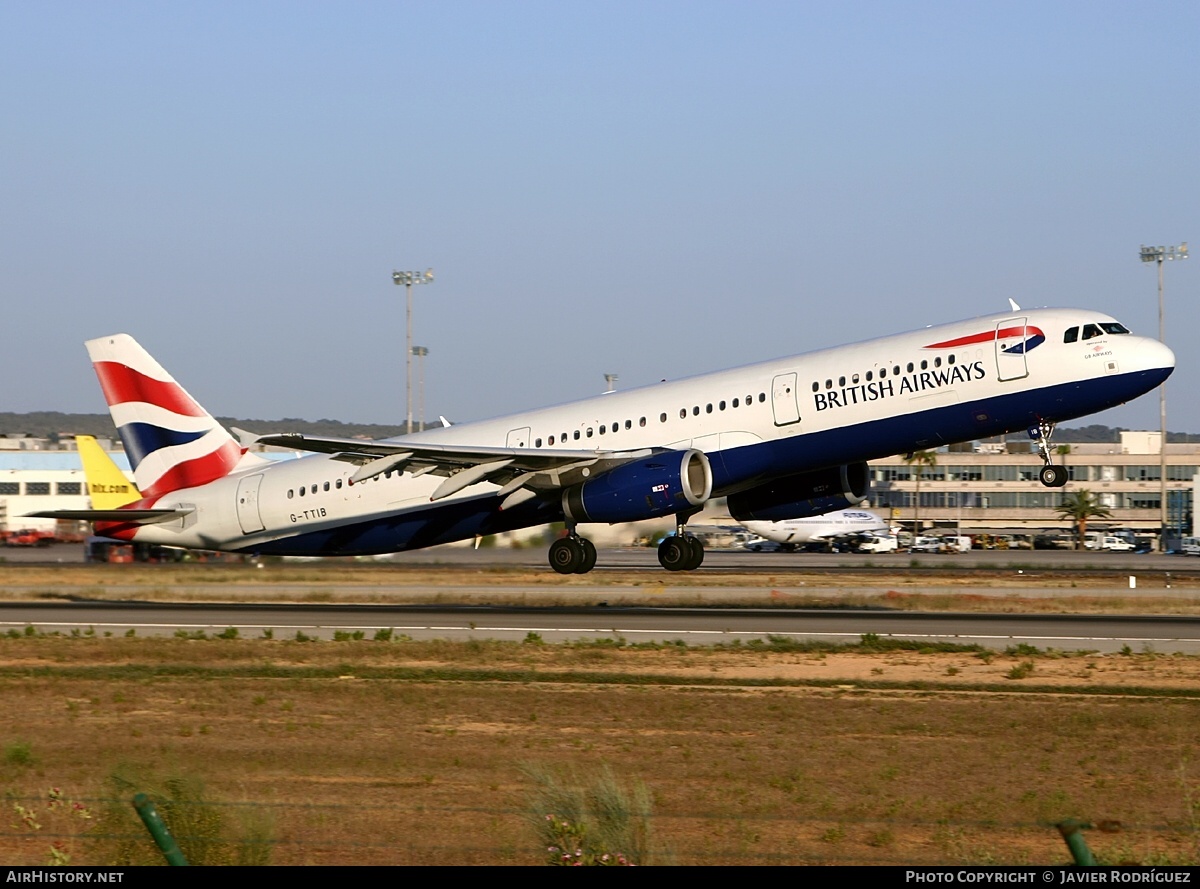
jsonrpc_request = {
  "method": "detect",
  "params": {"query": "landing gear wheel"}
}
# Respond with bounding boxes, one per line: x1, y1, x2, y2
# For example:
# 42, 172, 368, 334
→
549, 537, 583, 574
577, 538, 598, 574
1039, 464, 1068, 488
685, 535, 705, 570
658, 536, 692, 571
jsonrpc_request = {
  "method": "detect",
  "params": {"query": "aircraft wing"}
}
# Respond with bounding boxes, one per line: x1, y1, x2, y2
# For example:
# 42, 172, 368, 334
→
25, 508, 194, 525
246, 431, 661, 508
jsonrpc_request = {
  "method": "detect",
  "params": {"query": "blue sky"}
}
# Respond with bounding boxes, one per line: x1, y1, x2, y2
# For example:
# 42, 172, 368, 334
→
3, 1, 1196, 432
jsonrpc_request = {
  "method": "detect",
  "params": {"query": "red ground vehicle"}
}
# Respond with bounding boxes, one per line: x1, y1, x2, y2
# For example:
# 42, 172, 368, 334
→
4, 529, 54, 547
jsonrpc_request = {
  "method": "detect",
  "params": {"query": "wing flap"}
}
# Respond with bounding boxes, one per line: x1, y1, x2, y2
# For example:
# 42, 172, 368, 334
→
252, 431, 660, 497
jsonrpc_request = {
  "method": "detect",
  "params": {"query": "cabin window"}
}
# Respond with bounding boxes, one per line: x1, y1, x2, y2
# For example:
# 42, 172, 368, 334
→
548, 435, 554, 445
660, 413, 667, 423
288, 489, 294, 499
336, 479, 342, 489
679, 408, 687, 419
311, 484, 318, 494
865, 371, 873, 382
879, 367, 887, 379
933, 357, 941, 368
692, 406, 700, 416
324, 481, 331, 491
719, 400, 726, 410
535, 438, 543, 447
893, 365, 901, 375
948, 354, 956, 365
906, 362, 914, 373
586, 427, 593, 437
706, 403, 713, 414
758, 393, 766, 402
852, 373, 860, 384
639, 417, 646, 427
920, 360, 928, 370
299, 487, 306, 497
732, 398, 740, 407
599, 425, 606, 435
573, 430, 581, 440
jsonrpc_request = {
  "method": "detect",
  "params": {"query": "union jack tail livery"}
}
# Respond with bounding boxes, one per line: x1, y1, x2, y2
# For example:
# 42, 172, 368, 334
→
86, 334, 247, 501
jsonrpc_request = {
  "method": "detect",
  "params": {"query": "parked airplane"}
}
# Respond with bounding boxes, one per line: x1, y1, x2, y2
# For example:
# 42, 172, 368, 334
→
741, 508, 888, 552
31, 306, 1173, 573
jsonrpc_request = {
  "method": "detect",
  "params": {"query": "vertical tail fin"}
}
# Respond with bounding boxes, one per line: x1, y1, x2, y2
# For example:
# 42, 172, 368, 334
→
75, 435, 141, 509
86, 334, 244, 500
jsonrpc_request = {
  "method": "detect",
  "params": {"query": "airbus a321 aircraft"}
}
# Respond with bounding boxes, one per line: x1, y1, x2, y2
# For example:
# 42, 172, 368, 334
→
33, 306, 1173, 574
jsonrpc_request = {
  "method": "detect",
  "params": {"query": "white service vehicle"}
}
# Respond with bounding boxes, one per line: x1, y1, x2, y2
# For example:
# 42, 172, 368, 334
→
857, 534, 899, 554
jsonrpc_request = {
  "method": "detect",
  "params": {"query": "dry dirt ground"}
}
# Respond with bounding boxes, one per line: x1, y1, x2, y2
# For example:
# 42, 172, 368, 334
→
0, 562, 1198, 866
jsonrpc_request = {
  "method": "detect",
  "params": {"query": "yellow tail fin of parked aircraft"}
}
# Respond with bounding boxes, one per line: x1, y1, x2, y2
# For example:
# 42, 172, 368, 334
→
76, 435, 140, 509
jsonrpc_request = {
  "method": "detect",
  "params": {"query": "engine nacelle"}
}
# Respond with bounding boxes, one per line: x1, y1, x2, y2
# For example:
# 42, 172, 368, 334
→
562, 449, 713, 524
727, 462, 869, 522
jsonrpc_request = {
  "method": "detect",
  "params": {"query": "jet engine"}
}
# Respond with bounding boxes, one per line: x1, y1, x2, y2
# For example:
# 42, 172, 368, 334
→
562, 449, 713, 524
727, 463, 869, 522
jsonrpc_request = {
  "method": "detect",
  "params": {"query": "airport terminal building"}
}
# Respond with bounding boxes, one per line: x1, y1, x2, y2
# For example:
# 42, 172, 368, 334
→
0, 431, 1196, 548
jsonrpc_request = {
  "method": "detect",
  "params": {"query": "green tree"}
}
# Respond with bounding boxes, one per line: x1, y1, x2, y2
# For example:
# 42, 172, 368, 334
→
903, 450, 939, 537
1055, 489, 1112, 549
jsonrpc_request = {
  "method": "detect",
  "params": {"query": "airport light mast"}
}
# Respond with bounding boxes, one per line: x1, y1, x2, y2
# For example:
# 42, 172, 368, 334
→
1139, 242, 1187, 543
412, 345, 429, 431
392, 268, 434, 434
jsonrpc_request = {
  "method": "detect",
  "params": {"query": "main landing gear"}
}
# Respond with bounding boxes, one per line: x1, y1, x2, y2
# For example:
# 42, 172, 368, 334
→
657, 512, 705, 572
1030, 420, 1068, 488
548, 530, 598, 575
547, 514, 707, 574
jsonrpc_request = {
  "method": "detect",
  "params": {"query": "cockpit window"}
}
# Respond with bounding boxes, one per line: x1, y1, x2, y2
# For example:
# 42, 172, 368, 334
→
1064, 327, 1079, 343
1081, 324, 1102, 340
1100, 322, 1130, 335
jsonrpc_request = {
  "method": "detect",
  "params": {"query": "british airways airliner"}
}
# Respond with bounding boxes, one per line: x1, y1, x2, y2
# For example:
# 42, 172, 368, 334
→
33, 306, 1173, 574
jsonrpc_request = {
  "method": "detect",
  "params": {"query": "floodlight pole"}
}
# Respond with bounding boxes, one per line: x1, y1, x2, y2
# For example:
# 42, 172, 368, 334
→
392, 268, 434, 434
1140, 243, 1188, 544
412, 346, 429, 430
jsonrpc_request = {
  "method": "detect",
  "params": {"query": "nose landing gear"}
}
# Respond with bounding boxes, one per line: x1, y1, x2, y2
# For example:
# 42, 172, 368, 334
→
1030, 421, 1069, 488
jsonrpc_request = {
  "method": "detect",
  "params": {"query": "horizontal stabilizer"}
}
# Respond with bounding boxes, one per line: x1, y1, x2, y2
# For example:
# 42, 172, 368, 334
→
26, 508, 194, 526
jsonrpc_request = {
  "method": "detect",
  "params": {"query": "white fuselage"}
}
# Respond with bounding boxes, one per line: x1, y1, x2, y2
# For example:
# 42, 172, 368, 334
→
742, 510, 888, 546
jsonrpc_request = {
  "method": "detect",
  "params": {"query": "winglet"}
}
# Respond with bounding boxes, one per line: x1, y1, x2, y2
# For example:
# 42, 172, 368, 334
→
1008, 298, 1021, 311
231, 427, 261, 449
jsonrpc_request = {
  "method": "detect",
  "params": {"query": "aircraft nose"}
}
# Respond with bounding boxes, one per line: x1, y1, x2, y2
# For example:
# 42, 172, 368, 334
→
1143, 338, 1176, 372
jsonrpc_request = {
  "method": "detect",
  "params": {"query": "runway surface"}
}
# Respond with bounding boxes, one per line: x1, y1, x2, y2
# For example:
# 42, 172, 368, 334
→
3, 601, 1199, 653
5, 546, 1200, 652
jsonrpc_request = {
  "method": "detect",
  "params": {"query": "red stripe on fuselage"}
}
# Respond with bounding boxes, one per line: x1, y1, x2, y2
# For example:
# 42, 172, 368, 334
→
93, 362, 207, 417
924, 326, 1043, 349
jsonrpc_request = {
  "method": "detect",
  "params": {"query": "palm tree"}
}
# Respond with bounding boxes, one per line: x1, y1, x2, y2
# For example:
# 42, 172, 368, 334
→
903, 450, 938, 538
1055, 489, 1112, 549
